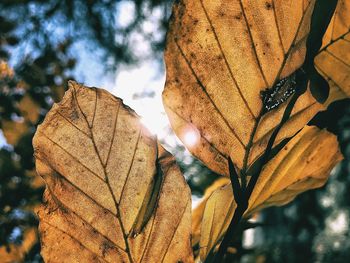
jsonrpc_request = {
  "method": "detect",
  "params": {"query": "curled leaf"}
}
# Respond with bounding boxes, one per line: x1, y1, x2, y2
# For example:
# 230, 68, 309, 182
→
33, 81, 193, 263
197, 126, 342, 260
191, 177, 230, 248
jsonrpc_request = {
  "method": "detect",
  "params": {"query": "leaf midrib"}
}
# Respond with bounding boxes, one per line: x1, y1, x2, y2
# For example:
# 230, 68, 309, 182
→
72, 85, 135, 263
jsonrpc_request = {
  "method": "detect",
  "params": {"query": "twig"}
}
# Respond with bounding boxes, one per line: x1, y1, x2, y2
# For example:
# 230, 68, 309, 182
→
213, 69, 308, 263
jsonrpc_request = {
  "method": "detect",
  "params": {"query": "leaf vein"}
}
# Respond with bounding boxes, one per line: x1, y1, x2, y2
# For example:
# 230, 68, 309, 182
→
254, 101, 317, 146
238, 0, 269, 87
198, 0, 256, 119
325, 49, 350, 69
174, 40, 245, 148
71, 84, 134, 263
56, 111, 91, 138
160, 199, 190, 263
39, 131, 105, 182
166, 104, 229, 160
45, 185, 128, 255
42, 221, 110, 263
91, 88, 98, 128
119, 129, 141, 204
104, 102, 121, 167
272, 0, 286, 53
272, 0, 313, 87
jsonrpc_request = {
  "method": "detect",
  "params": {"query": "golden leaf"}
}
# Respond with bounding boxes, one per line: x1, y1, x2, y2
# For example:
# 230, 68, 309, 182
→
315, 0, 350, 103
197, 126, 342, 260
191, 177, 230, 248
33, 81, 193, 263
163, 0, 324, 176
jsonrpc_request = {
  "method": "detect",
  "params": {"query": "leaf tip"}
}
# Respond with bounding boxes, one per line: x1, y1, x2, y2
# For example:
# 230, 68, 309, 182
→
67, 79, 79, 89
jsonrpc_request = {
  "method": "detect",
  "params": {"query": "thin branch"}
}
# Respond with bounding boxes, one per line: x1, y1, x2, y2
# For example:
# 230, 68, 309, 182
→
213, 68, 307, 263
246, 84, 305, 198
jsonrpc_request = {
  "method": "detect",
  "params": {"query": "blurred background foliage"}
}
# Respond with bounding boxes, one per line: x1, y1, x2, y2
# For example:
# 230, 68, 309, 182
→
0, 0, 349, 262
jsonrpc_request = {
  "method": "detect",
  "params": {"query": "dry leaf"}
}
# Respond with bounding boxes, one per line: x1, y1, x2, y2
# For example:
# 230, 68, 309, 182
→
315, 0, 350, 103
163, 0, 324, 176
33, 81, 193, 263
197, 126, 342, 260
191, 177, 230, 247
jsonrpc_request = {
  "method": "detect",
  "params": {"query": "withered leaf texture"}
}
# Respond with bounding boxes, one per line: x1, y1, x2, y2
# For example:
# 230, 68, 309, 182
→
194, 126, 342, 260
163, 0, 325, 176
315, 0, 350, 103
33, 81, 193, 263
191, 177, 230, 248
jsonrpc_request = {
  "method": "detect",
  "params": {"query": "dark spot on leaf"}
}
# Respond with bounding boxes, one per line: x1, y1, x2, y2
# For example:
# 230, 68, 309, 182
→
265, 2, 272, 10
101, 241, 114, 257
217, 10, 225, 17
234, 13, 242, 20
69, 108, 79, 121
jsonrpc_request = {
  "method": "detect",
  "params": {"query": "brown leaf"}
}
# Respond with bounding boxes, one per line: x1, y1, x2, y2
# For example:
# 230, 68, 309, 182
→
191, 177, 230, 248
163, 0, 324, 176
315, 0, 350, 104
197, 126, 342, 260
33, 81, 193, 263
